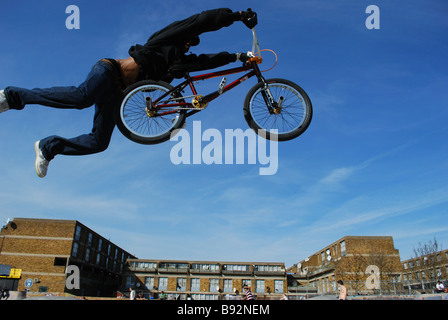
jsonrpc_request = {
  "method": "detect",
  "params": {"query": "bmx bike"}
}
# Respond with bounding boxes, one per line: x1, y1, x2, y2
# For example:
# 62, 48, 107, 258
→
115, 28, 313, 145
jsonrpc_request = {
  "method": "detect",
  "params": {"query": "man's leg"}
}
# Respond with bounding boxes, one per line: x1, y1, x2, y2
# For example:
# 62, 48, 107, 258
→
3, 61, 114, 110
1, 60, 123, 177
39, 99, 118, 160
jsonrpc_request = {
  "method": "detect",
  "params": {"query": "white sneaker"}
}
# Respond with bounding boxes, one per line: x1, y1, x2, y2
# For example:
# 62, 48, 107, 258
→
34, 141, 50, 178
0, 90, 10, 113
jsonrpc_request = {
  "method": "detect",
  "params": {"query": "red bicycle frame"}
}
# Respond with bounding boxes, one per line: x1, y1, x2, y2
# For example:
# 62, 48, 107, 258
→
150, 57, 264, 118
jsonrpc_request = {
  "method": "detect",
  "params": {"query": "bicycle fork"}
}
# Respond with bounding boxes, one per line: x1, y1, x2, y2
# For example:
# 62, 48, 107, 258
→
258, 78, 283, 115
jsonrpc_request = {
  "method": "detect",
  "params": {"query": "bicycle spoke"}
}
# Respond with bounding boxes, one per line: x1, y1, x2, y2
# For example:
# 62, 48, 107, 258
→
249, 83, 308, 135
121, 84, 182, 138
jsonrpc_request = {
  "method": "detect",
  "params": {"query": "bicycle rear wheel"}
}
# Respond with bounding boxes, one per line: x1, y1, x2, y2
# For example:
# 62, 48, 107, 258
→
115, 80, 186, 145
243, 78, 312, 141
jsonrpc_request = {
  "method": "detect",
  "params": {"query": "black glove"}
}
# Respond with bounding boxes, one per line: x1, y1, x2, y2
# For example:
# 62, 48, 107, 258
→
235, 52, 254, 63
241, 8, 257, 29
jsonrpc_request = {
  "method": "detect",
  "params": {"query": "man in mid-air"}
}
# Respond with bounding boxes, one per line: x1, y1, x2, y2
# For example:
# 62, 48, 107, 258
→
0, 8, 257, 178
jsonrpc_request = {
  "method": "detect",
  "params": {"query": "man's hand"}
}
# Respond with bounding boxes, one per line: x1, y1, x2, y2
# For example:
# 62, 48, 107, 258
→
235, 51, 254, 63
241, 8, 257, 29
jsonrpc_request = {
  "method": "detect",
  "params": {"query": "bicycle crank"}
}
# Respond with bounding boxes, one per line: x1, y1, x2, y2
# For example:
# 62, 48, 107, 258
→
192, 95, 208, 109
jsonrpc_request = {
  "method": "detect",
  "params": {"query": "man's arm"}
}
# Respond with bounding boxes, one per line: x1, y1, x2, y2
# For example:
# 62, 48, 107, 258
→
147, 8, 243, 46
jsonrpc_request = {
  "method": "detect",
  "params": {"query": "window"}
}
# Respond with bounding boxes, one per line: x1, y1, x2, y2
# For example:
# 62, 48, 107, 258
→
125, 276, 134, 289
145, 277, 155, 290
254, 265, 282, 272
98, 239, 103, 251
159, 262, 188, 270
209, 279, 219, 292
96, 253, 101, 265
274, 280, 284, 293
340, 241, 346, 257
74, 226, 81, 241
256, 280, 265, 293
85, 248, 90, 262
177, 278, 186, 291
158, 277, 168, 291
87, 232, 93, 246
223, 264, 250, 271
242, 279, 251, 292
191, 263, 219, 271
190, 278, 200, 292
223, 279, 233, 292
54, 257, 67, 266
131, 261, 157, 269
72, 242, 78, 258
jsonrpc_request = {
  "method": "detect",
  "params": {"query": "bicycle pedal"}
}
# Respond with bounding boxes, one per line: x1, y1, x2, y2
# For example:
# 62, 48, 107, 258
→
218, 77, 227, 94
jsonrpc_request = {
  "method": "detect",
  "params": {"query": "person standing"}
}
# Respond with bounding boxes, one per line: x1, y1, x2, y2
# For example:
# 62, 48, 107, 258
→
337, 280, 347, 300
242, 286, 254, 300
129, 287, 136, 300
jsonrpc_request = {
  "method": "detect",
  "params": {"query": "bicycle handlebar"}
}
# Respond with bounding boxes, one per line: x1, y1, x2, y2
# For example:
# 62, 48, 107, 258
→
251, 28, 261, 57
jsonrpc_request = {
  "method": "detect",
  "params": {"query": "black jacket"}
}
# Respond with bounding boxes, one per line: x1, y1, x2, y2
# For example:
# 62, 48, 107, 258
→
129, 8, 241, 81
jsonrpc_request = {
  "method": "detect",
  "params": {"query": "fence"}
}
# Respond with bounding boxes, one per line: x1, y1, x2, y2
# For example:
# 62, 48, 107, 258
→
301, 278, 447, 297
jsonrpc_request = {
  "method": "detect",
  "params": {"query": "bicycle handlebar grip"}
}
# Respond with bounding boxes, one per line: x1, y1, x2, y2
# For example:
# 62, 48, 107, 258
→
242, 8, 258, 29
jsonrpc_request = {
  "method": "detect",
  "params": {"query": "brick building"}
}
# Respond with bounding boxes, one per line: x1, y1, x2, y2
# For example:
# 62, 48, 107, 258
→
288, 236, 402, 295
123, 259, 287, 300
0, 218, 135, 297
401, 248, 448, 292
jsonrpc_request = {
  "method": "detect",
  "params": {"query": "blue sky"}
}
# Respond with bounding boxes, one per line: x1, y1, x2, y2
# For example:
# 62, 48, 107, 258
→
0, 0, 447, 267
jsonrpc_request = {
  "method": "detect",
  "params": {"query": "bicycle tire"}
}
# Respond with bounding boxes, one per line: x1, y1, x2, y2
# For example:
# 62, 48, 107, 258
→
243, 78, 312, 141
115, 80, 186, 145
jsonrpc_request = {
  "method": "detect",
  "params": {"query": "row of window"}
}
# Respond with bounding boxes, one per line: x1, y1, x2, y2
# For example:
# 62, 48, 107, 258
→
129, 261, 284, 272
403, 266, 448, 282
403, 253, 448, 269
126, 276, 284, 294
72, 225, 132, 273
320, 241, 346, 265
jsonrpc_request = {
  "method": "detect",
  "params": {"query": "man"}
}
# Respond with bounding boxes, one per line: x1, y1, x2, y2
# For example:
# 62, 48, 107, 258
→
129, 287, 136, 300
242, 285, 254, 300
0, 8, 257, 178
435, 280, 445, 293
337, 280, 347, 300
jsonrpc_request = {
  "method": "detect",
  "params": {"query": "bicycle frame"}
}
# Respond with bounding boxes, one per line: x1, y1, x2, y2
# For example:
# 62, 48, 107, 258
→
147, 28, 278, 118
148, 56, 279, 120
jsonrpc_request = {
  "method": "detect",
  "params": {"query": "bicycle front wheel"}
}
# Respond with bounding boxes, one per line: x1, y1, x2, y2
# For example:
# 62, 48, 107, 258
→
243, 78, 312, 141
115, 80, 186, 145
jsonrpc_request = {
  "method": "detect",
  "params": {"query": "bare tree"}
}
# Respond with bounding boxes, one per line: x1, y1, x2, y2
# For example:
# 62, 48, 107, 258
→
412, 237, 443, 285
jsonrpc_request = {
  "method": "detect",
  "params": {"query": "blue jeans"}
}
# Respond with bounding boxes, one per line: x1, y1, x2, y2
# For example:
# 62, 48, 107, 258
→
4, 60, 123, 160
